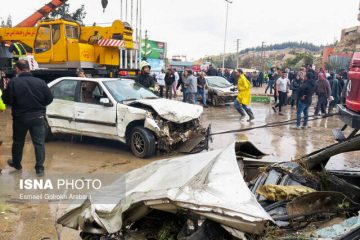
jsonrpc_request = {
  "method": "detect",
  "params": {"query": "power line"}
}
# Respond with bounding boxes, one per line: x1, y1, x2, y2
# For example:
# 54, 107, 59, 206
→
210, 113, 339, 136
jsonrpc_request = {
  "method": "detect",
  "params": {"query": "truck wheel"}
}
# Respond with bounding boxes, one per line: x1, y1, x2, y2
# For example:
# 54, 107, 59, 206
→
130, 127, 156, 158
44, 120, 53, 142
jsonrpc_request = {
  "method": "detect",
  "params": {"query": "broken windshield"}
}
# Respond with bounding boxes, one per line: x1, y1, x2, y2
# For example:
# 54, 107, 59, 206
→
103, 80, 158, 103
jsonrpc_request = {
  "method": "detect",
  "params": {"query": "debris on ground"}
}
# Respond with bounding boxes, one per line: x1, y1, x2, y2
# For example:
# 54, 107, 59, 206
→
256, 184, 316, 201
57, 140, 360, 239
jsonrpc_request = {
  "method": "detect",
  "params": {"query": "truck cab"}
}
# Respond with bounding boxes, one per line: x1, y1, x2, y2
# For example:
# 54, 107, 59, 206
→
346, 52, 360, 112
335, 52, 360, 141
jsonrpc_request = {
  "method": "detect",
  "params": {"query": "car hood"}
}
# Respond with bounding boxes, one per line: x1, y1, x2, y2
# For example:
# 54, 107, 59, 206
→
129, 98, 203, 124
210, 86, 237, 94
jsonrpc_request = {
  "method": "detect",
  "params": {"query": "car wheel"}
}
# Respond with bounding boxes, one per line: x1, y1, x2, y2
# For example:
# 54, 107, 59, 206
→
44, 120, 53, 142
212, 95, 219, 106
130, 127, 156, 158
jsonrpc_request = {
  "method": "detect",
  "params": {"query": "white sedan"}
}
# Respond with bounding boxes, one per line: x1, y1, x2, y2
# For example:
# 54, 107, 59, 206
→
46, 77, 209, 158
205, 76, 238, 106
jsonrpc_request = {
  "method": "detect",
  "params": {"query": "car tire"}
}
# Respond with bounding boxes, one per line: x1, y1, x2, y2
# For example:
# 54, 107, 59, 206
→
211, 95, 219, 106
130, 127, 156, 158
44, 120, 53, 142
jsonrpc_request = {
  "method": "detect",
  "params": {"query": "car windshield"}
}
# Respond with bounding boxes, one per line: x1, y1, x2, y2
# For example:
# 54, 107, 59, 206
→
206, 77, 233, 88
103, 79, 158, 102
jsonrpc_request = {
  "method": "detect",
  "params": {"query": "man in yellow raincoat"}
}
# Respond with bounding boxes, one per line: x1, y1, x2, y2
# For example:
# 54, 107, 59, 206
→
234, 69, 254, 121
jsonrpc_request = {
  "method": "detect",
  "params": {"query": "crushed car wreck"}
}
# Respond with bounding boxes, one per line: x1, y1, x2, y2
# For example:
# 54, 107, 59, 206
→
57, 138, 360, 239
57, 143, 273, 239
46, 77, 210, 158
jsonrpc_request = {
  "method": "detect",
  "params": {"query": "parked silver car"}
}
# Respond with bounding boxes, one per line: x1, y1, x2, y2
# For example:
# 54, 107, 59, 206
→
205, 76, 237, 106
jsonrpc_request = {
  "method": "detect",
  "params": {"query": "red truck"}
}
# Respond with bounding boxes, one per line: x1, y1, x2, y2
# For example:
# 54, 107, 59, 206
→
336, 52, 360, 140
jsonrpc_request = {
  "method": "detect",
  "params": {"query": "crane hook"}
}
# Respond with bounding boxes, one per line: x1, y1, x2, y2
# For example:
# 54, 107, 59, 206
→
101, 0, 108, 12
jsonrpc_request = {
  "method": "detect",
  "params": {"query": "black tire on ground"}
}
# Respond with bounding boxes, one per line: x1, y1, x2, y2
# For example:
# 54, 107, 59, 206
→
44, 120, 53, 142
130, 127, 156, 158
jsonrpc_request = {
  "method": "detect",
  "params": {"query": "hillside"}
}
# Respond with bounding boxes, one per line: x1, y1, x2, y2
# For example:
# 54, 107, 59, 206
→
196, 45, 322, 70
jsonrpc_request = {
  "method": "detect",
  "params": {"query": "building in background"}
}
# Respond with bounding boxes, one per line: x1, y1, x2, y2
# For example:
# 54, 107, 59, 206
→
169, 55, 193, 71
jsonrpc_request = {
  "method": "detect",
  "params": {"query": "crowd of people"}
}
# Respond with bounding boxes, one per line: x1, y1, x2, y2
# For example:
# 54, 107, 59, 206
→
135, 61, 348, 128
136, 61, 210, 107
265, 66, 347, 129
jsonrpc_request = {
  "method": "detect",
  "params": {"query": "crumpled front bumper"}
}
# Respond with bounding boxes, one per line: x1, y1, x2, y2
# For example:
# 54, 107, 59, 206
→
145, 116, 210, 153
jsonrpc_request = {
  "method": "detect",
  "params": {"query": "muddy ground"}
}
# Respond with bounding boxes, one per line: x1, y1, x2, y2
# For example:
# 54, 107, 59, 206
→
0, 91, 359, 240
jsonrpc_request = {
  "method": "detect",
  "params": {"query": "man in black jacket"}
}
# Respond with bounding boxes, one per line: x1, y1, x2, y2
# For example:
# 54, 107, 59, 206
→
164, 68, 175, 99
292, 73, 314, 130
135, 61, 156, 91
2, 60, 53, 177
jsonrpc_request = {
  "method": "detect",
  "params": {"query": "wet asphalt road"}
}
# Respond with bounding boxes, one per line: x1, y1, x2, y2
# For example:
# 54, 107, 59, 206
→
0, 97, 359, 240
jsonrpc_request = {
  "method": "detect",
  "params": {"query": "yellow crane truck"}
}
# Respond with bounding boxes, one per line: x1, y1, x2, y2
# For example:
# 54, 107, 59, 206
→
0, 0, 136, 81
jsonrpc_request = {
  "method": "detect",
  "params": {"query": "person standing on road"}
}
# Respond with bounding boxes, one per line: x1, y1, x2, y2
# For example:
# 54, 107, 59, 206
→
327, 73, 340, 114
177, 70, 189, 102
196, 72, 208, 107
2, 60, 53, 177
224, 69, 231, 80
257, 71, 264, 87
164, 68, 175, 99
272, 68, 281, 104
273, 71, 290, 115
234, 69, 254, 121
135, 61, 156, 91
186, 70, 197, 104
265, 68, 275, 94
290, 74, 302, 109
314, 72, 331, 116
156, 69, 166, 98
229, 69, 238, 85
172, 68, 179, 98
206, 64, 218, 76
292, 73, 314, 130
0, 88, 6, 146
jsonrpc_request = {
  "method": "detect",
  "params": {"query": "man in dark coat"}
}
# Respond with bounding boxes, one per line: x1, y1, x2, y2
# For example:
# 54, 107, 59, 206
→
292, 73, 315, 130
164, 68, 175, 99
2, 60, 53, 177
206, 64, 218, 76
135, 61, 156, 91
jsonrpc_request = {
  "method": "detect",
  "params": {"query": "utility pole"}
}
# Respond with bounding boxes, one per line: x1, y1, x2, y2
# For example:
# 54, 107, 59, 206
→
144, 30, 148, 60
261, 41, 266, 71
222, 0, 233, 71
236, 39, 241, 69
139, 0, 142, 62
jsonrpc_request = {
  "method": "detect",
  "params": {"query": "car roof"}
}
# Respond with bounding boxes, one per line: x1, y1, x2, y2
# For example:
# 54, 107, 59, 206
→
205, 76, 225, 79
48, 77, 134, 86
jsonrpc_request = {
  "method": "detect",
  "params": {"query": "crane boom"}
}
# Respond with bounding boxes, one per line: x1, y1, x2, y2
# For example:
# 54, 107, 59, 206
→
15, 0, 68, 27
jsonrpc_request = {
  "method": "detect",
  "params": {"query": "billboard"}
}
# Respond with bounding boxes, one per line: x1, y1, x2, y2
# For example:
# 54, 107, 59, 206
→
141, 39, 165, 59
147, 58, 165, 72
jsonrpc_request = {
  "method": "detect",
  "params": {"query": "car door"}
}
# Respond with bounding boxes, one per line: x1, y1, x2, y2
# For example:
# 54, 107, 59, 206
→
47, 79, 78, 132
74, 80, 117, 137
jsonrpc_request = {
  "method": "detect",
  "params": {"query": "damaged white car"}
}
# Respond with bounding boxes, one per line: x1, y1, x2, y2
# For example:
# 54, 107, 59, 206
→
46, 77, 209, 158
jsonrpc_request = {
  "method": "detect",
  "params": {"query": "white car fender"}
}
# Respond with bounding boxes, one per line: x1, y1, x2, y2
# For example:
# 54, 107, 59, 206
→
116, 105, 147, 138
144, 117, 161, 136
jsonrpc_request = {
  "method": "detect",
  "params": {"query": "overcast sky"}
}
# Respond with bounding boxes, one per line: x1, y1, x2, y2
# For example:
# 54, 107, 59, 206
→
2, 0, 359, 60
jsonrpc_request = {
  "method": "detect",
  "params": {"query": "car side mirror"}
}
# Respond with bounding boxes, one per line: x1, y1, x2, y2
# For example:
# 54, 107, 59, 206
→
100, 98, 113, 107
